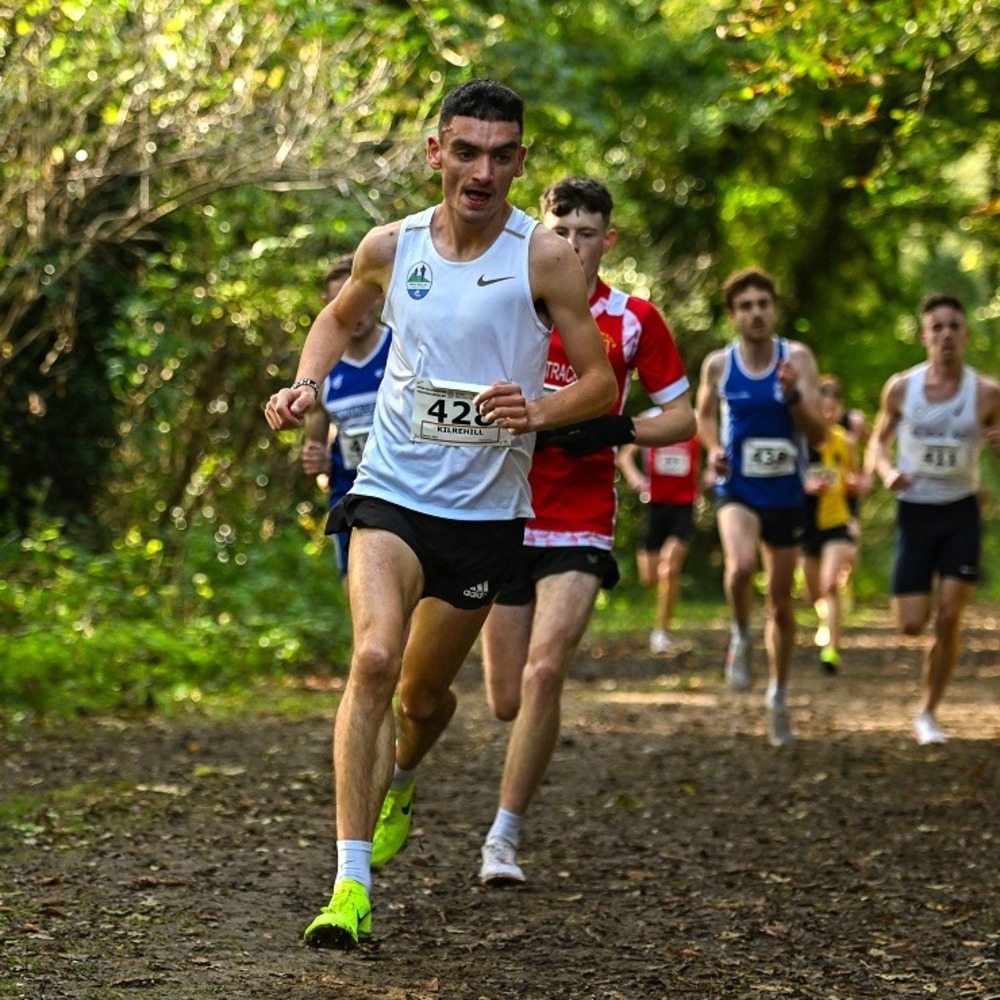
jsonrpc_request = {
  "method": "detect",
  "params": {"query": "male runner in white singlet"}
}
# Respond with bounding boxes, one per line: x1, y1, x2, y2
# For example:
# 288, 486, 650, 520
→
264, 80, 616, 950
867, 294, 1000, 745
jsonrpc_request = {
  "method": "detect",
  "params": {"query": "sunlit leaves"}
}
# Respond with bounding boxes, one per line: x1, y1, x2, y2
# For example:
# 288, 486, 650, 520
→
2, 0, 997, 556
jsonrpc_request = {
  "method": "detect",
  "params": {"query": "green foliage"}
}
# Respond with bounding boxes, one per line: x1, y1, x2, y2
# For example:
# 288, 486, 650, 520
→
2, 0, 999, 718
0, 0, 440, 535
0, 515, 351, 718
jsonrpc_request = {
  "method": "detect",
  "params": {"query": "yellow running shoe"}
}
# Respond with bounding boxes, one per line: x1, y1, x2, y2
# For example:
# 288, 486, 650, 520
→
371, 780, 415, 869
303, 879, 372, 950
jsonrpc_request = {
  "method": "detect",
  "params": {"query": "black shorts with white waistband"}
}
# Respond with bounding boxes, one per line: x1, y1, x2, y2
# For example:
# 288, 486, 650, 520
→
328, 494, 525, 610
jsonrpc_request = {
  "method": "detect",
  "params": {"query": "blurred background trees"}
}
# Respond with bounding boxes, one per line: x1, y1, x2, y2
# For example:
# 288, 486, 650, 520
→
2, 0, 998, 710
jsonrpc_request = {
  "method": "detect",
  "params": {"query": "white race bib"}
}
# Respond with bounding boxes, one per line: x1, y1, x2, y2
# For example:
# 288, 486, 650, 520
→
742, 437, 797, 477
805, 462, 838, 492
915, 440, 966, 479
410, 379, 513, 447
653, 447, 692, 478
337, 424, 371, 470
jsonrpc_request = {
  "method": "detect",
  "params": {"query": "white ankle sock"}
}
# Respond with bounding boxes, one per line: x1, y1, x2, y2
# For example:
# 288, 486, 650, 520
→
390, 764, 416, 791
336, 840, 372, 891
487, 807, 522, 847
766, 682, 786, 709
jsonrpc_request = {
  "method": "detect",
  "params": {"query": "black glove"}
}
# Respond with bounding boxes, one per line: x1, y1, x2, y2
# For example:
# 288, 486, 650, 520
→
540, 414, 636, 458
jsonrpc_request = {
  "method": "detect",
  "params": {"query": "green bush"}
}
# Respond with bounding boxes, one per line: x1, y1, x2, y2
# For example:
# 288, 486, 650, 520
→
1, 516, 351, 719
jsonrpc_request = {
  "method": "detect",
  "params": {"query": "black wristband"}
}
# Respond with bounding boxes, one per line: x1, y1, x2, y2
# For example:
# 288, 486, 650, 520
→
613, 414, 637, 444
542, 414, 636, 458
784, 388, 802, 406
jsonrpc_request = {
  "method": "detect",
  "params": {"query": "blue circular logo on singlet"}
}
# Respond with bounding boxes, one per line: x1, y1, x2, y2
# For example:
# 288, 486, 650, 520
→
406, 261, 432, 300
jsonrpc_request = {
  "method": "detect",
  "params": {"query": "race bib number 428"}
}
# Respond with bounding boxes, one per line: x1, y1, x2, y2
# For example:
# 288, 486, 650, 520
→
410, 379, 513, 447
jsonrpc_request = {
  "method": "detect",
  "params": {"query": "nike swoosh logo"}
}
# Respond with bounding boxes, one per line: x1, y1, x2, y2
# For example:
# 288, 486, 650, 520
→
401, 802, 412, 816
477, 275, 515, 287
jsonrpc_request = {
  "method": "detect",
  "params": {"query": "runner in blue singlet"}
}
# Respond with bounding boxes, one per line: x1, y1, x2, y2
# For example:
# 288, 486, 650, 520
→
696, 268, 826, 747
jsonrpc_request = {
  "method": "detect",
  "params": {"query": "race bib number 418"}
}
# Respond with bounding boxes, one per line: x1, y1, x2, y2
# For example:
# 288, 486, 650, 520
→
410, 379, 513, 447
915, 441, 965, 479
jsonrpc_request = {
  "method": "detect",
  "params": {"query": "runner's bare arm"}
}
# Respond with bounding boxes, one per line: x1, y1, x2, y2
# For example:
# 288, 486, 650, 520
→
979, 375, 1000, 458
264, 226, 397, 431
696, 351, 727, 477
616, 441, 649, 495
302, 403, 332, 477
633, 393, 696, 448
782, 342, 826, 448
866, 374, 910, 491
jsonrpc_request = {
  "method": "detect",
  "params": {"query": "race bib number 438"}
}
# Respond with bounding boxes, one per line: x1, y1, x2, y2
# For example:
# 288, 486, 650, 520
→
410, 379, 513, 447
741, 437, 797, 477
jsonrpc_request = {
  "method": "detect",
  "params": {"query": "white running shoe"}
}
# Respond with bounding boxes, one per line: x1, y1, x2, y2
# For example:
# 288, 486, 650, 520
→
913, 711, 947, 746
767, 703, 795, 748
725, 636, 752, 691
649, 628, 674, 654
479, 837, 525, 887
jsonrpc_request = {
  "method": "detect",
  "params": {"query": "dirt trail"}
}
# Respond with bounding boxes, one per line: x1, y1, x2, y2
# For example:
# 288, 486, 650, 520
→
2, 611, 999, 998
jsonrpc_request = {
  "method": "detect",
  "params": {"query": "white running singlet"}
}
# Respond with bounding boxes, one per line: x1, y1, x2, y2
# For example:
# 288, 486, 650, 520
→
350, 205, 551, 520
896, 363, 981, 505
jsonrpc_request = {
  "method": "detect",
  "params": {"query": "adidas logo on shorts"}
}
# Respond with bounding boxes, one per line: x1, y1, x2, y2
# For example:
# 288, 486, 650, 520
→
462, 581, 490, 600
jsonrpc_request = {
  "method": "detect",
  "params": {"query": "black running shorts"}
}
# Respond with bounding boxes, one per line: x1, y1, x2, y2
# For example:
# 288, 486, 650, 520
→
892, 495, 980, 594
328, 494, 525, 610
494, 545, 620, 606
642, 502, 695, 551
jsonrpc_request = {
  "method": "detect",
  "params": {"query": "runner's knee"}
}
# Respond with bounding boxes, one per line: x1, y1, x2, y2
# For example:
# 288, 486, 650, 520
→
399, 683, 456, 726
522, 658, 565, 704
725, 560, 755, 589
767, 597, 796, 631
898, 615, 926, 637
350, 640, 401, 696
488, 687, 520, 723
935, 603, 963, 640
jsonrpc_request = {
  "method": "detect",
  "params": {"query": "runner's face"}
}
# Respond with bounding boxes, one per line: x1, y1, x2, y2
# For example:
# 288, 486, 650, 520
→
542, 207, 615, 293
921, 305, 968, 364
427, 116, 526, 223
729, 286, 777, 342
820, 391, 842, 424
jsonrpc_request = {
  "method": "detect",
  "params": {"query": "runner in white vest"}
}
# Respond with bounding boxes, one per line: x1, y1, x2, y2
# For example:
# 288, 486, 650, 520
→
264, 79, 616, 950
867, 293, 1000, 746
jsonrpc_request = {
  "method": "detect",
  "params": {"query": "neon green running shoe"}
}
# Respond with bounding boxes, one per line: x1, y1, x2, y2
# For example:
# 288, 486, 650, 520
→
303, 879, 372, 950
819, 646, 841, 675
371, 780, 415, 869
